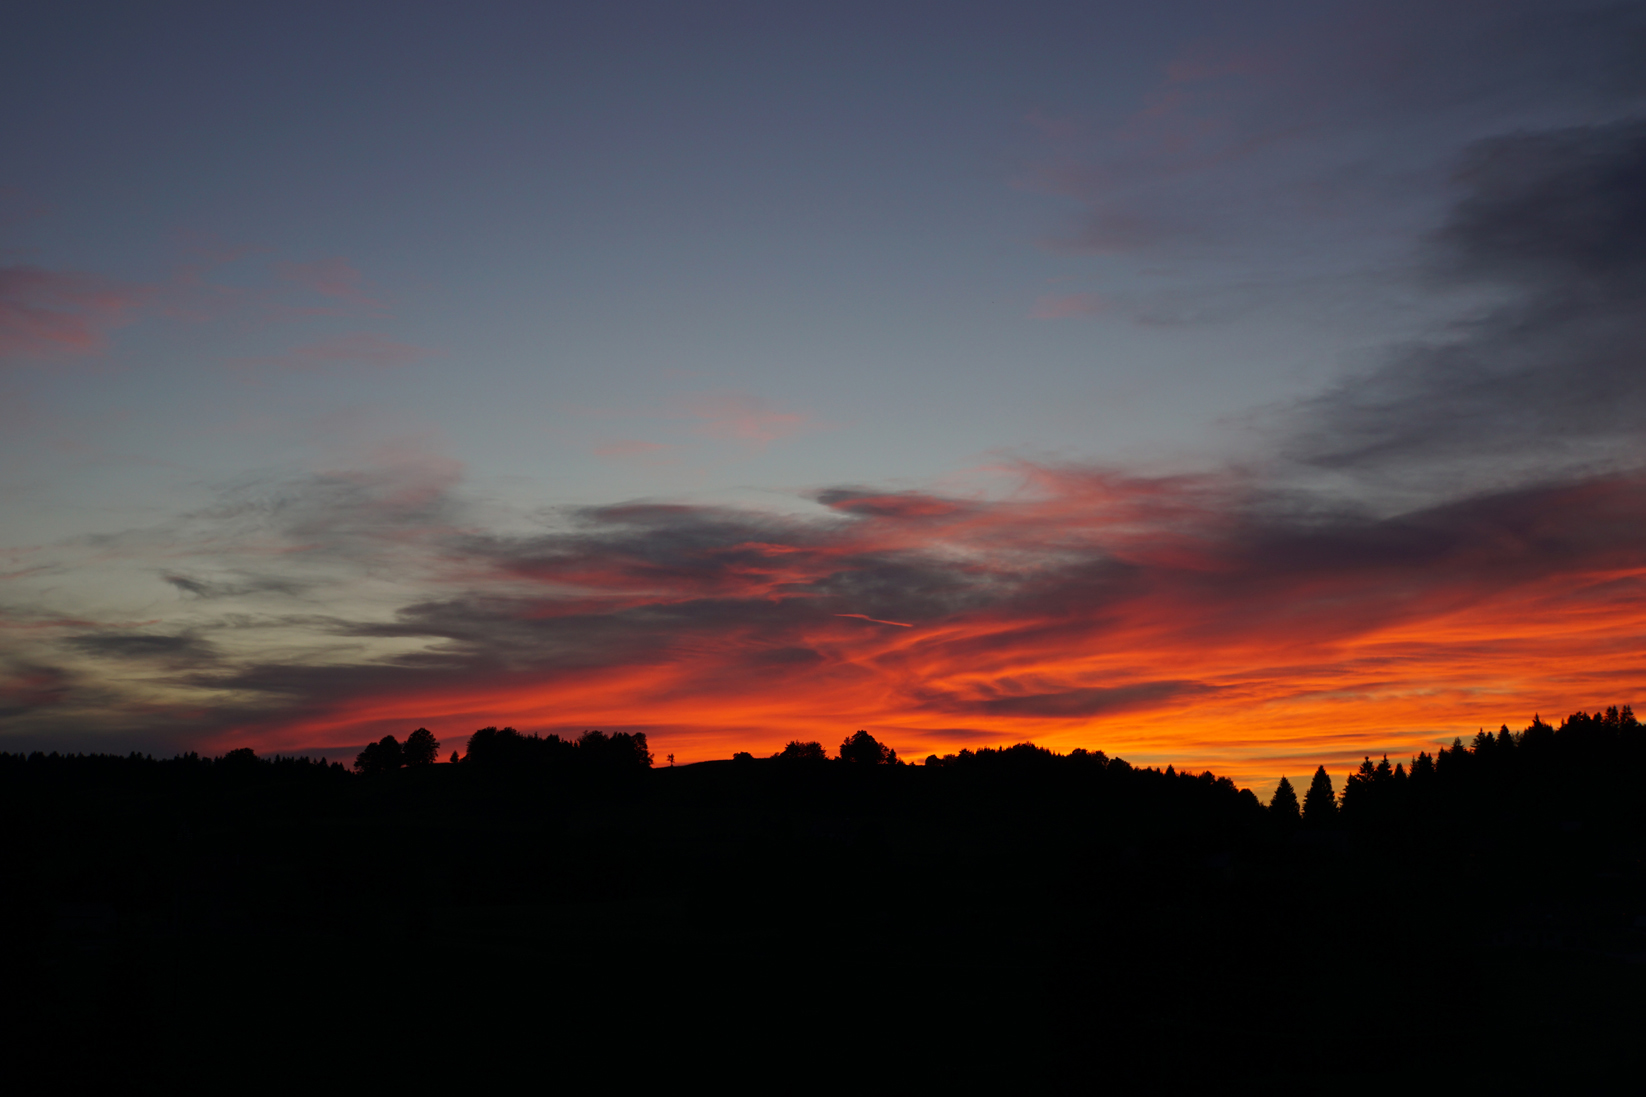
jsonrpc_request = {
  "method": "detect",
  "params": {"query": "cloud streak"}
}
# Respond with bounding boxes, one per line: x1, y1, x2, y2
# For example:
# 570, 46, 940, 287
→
229, 332, 434, 371
0, 266, 150, 361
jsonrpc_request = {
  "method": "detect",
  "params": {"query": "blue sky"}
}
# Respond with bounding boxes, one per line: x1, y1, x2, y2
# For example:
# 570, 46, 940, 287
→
4, 1, 1645, 787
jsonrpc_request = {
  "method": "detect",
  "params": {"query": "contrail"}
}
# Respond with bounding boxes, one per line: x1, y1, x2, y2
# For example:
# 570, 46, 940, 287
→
834, 613, 913, 628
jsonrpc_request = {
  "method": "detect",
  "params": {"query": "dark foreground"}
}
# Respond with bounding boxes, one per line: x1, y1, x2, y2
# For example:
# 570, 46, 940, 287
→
3, 721, 1644, 1090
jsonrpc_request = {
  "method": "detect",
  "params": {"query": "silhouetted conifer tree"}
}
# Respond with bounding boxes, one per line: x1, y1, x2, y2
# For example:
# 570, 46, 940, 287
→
1303, 765, 1337, 825
1340, 757, 1374, 820
1269, 775, 1300, 826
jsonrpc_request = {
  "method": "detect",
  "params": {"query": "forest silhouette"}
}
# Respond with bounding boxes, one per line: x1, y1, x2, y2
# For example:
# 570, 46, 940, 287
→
4, 708, 1643, 1086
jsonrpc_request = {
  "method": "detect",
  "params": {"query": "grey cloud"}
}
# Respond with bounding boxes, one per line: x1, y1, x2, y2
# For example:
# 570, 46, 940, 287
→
164, 572, 310, 599
1038, 2, 1646, 259
0, 662, 72, 719
69, 632, 219, 664
1438, 119, 1646, 285
963, 680, 1218, 719
1292, 118, 1646, 480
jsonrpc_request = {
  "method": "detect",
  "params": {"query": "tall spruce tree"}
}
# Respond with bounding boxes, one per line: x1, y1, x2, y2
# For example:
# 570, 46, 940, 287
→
1302, 765, 1337, 825
1340, 757, 1376, 819
1269, 775, 1301, 826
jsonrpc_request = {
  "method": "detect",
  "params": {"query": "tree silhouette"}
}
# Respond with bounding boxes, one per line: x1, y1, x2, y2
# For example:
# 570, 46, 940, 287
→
839, 729, 898, 765
575, 729, 653, 770
1269, 775, 1301, 826
775, 741, 828, 762
1302, 765, 1337, 826
354, 735, 404, 775
403, 728, 440, 767
1340, 757, 1377, 819
460, 726, 651, 770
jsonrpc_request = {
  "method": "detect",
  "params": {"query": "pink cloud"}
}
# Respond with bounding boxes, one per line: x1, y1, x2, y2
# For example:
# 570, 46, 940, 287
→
274, 257, 382, 307
593, 439, 672, 459
0, 266, 151, 361
1164, 43, 1274, 84
0, 187, 54, 230
1031, 292, 1108, 320
682, 393, 818, 446
231, 332, 433, 371
1025, 110, 1080, 142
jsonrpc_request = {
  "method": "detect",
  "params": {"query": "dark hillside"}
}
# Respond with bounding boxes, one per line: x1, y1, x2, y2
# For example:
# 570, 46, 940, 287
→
2, 714, 1643, 1088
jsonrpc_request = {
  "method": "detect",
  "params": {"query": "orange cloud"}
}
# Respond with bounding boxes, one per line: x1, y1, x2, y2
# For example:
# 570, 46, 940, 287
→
116, 463, 1643, 799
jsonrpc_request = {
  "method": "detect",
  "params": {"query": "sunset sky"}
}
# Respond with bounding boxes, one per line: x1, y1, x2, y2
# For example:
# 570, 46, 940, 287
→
4, 1, 1645, 795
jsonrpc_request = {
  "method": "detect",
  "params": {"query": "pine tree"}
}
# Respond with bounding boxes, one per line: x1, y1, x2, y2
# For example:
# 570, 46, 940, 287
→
1303, 765, 1337, 826
1269, 775, 1301, 826
1340, 757, 1374, 819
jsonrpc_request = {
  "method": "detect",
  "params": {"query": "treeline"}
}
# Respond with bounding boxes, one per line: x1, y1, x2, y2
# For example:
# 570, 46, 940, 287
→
1265, 705, 1646, 833
3, 708, 1642, 838
461, 726, 653, 771
0, 726, 654, 786
0, 745, 350, 785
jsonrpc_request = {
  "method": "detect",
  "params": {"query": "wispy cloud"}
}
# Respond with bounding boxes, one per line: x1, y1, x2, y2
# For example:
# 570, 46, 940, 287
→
1, 246, 409, 368
9, 448, 1645, 785
229, 332, 434, 371
273, 256, 383, 308
679, 392, 820, 447
1031, 292, 1107, 320
1022, 3, 1646, 261
1288, 118, 1646, 487
0, 266, 151, 361
592, 439, 672, 460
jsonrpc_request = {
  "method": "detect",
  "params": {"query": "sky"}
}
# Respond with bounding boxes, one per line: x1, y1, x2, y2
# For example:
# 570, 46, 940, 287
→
3, 0, 1645, 795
